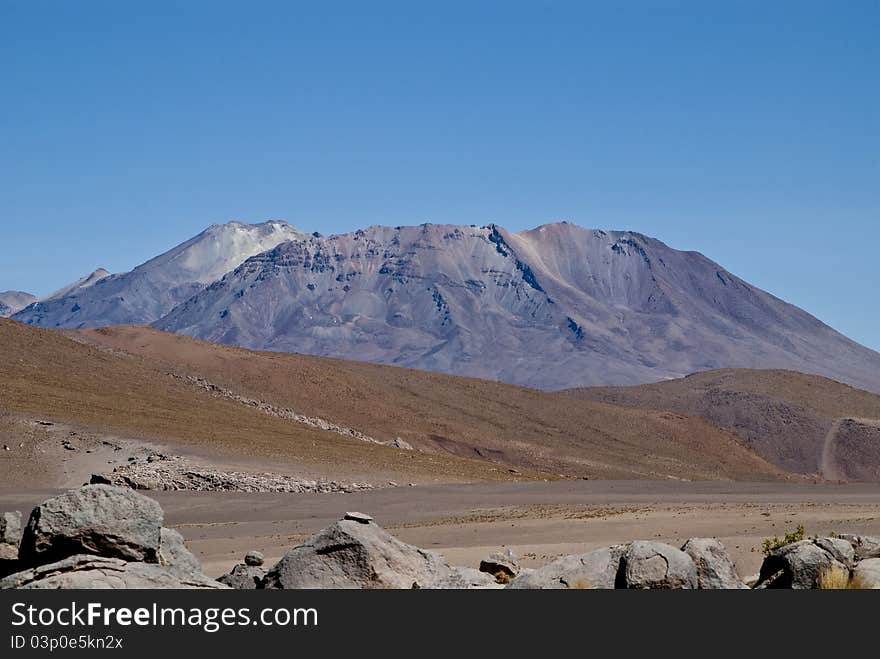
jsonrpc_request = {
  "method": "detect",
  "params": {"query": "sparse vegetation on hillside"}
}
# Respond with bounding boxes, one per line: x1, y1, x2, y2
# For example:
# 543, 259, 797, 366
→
762, 525, 806, 556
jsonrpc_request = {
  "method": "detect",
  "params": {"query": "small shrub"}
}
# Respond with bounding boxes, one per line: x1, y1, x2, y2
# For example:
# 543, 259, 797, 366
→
492, 570, 513, 585
762, 524, 805, 556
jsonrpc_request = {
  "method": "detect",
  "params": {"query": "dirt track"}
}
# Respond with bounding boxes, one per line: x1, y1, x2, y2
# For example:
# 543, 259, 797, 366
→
3, 480, 879, 580
820, 418, 845, 481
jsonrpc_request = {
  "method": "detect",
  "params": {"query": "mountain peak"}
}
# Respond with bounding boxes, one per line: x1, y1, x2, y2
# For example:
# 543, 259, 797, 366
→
13, 220, 307, 329
12, 220, 880, 394
43, 268, 112, 302
154, 221, 880, 393
204, 218, 299, 235
0, 290, 37, 318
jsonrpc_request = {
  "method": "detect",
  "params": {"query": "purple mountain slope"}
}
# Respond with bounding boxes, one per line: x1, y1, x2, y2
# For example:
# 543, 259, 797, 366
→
153, 222, 880, 392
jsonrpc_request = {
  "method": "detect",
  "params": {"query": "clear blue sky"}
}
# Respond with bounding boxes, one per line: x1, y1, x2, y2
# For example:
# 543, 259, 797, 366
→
1, 1, 878, 350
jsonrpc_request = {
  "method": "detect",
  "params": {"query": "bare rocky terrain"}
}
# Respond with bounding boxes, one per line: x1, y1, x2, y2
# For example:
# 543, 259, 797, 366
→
3, 318, 880, 590
91, 453, 376, 494
2, 484, 878, 589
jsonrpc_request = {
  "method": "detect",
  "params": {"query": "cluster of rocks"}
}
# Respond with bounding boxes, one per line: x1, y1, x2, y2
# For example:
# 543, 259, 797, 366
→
0, 485, 225, 588
170, 373, 412, 450
504, 538, 748, 589
219, 518, 880, 590
754, 534, 880, 589
2, 486, 879, 589
90, 453, 376, 493
217, 551, 267, 589
249, 512, 499, 589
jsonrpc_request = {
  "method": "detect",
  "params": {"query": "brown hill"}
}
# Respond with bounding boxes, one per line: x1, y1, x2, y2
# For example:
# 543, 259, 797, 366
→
564, 370, 880, 481
0, 319, 787, 488
0, 319, 521, 488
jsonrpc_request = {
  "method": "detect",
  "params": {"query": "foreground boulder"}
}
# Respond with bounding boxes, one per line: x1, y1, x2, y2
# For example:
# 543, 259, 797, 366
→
681, 538, 747, 589
507, 546, 625, 589
621, 541, 698, 589
158, 527, 203, 577
0, 511, 21, 561
217, 550, 267, 589
755, 538, 854, 589
1, 511, 22, 546
851, 559, 880, 589
838, 534, 880, 562
218, 563, 266, 589
263, 515, 456, 589
217, 548, 268, 588
19, 485, 163, 565
0, 511, 22, 576
0, 554, 226, 589
244, 550, 265, 567
2, 485, 222, 589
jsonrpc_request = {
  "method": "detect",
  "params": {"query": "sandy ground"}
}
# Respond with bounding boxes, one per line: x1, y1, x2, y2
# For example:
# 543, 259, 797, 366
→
2, 480, 878, 580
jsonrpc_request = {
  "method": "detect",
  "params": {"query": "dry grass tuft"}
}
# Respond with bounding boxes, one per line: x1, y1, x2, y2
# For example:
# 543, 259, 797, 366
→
817, 564, 851, 590
568, 577, 592, 589
846, 573, 877, 590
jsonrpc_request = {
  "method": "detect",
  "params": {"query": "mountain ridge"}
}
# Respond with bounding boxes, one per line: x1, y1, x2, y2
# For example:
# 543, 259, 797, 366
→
10, 219, 880, 392
12, 220, 307, 328
156, 221, 880, 392
43, 268, 111, 302
0, 291, 36, 318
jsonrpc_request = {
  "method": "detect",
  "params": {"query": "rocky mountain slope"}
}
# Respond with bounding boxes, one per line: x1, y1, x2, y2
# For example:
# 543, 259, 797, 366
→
565, 369, 880, 481
0, 291, 36, 318
13, 221, 306, 328
155, 222, 880, 392
42, 268, 111, 302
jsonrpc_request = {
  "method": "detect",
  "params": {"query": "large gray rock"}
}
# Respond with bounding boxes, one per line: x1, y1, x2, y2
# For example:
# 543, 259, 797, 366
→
244, 550, 264, 567
681, 538, 747, 589
851, 559, 880, 589
157, 528, 202, 577
756, 538, 851, 589
0, 554, 228, 589
506, 546, 626, 589
217, 563, 266, 589
263, 517, 454, 589
0, 513, 21, 575
814, 537, 855, 568
0, 511, 22, 546
621, 541, 698, 589
838, 534, 880, 562
19, 485, 163, 566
